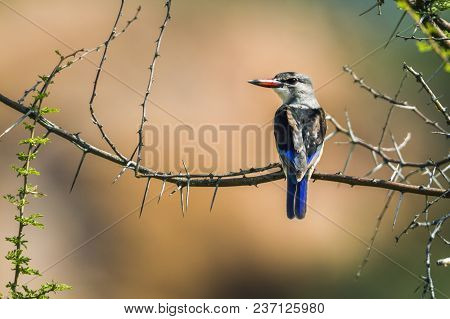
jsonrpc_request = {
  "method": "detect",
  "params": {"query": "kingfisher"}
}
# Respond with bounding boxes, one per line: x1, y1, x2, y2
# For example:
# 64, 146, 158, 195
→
248, 72, 327, 219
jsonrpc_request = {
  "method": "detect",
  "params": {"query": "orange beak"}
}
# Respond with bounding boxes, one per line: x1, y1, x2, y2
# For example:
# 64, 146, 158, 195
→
248, 79, 283, 88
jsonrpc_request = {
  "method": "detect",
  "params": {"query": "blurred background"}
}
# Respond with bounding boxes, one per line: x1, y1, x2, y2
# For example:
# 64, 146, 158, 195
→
0, 0, 448, 298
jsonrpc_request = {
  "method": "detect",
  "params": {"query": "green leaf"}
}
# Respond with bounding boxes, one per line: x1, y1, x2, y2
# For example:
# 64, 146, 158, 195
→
20, 183, 38, 194
3, 194, 18, 205
416, 41, 433, 52
39, 107, 60, 115
38, 75, 49, 82
5, 249, 30, 266
5, 194, 29, 208
5, 236, 28, 248
431, 0, 450, 12
23, 122, 35, 130
33, 282, 72, 299
32, 92, 49, 101
20, 266, 41, 276
444, 63, 450, 72
19, 136, 50, 146
17, 152, 37, 161
12, 165, 40, 176
18, 184, 46, 198
15, 213, 45, 228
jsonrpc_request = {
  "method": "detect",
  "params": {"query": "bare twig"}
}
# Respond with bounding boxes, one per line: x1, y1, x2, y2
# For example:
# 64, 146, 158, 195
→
396, 198, 450, 241
136, 0, 172, 174
330, 109, 443, 169
87, 0, 127, 161
59, 5, 141, 73
341, 143, 355, 175
18, 80, 42, 104
385, 11, 407, 49
403, 63, 449, 124
356, 189, 396, 278
359, 0, 384, 16
396, 34, 450, 42
377, 73, 407, 149
343, 66, 448, 134
424, 217, 447, 298
359, 3, 378, 17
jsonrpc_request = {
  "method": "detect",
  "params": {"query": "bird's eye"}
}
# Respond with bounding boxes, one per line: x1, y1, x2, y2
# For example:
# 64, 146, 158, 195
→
285, 78, 298, 85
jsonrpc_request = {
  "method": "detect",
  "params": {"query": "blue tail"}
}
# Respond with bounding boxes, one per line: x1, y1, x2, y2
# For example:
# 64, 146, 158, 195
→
295, 177, 308, 219
286, 177, 296, 219
286, 175, 308, 219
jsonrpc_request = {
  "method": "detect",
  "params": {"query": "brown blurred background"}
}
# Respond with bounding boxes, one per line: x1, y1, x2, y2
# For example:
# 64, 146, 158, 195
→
0, 0, 448, 298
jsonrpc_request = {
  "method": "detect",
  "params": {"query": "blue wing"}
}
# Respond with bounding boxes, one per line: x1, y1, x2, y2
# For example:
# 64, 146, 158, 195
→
274, 106, 326, 219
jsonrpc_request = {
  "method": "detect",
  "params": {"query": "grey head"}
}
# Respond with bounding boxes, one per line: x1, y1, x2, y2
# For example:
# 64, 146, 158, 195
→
248, 71, 319, 108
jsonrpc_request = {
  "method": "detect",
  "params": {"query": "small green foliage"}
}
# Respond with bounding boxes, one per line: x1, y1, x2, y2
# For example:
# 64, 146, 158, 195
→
17, 152, 37, 161
38, 75, 54, 85
445, 63, 450, 72
32, 92, 49, 102
395, 0, 450, 72
416, 41, 433, 52
5, 236, 28, 248
397, 0, 450, 13
15, 214, 44, 229
12, 165, 40, 176
6, 282, 72, 299
19, 136, 50, 146
3, 82, 69, 299
3, 194, 18, 205
20, 267, 41, 276
35, 283, 72, 299
18, 184, 46, 198
38, 75, 48, 82
5, 249, 30, 266
23, 122, 35, 131
430, 0, 450, 13
39, 107, 60, 115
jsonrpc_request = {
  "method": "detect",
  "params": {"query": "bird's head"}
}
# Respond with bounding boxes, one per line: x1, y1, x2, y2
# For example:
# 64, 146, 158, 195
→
248, 72, 314, 104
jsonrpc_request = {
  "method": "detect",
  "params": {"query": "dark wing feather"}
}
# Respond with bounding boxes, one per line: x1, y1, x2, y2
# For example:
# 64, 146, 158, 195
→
274, 106, 326, 180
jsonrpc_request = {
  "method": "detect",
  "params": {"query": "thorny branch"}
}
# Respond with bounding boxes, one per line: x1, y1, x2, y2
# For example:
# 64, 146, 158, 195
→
397, 209, 449, 299
88, 0, 127, 161
136, 0, 172, 175
58, 5, 141, 74
340, 63, 449, 296
1, 92, 448, 197
396, 34, 450, 42
402, 63, 449, 124
343, 65, 447, 134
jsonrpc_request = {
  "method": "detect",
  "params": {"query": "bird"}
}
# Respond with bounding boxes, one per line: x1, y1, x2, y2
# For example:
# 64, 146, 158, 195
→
248, 72, 327, 219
